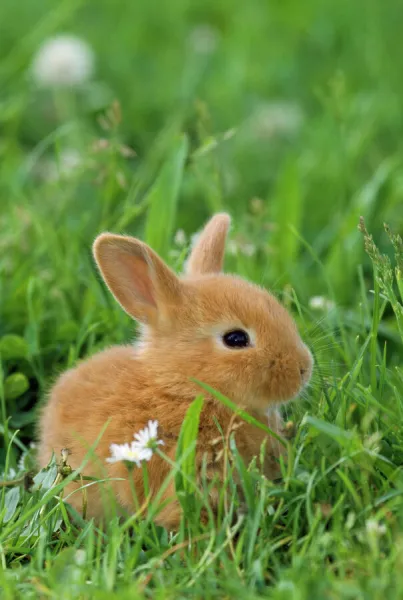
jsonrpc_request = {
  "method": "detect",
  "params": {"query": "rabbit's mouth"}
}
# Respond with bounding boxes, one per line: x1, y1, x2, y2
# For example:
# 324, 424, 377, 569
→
267, 346, 313, 405
253, 359, 313, 412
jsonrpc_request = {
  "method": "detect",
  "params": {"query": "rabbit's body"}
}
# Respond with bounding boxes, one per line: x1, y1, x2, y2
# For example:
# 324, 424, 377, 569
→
38, 214, 312, 528
39, 344, 284, 527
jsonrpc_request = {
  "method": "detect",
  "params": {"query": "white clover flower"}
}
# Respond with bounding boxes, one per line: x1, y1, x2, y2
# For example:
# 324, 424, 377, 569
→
31, 35, 95, 87
309, 296, 335, 312
249, 101, 304, 139
366, 519, 387, 537
188, 25, 219, 55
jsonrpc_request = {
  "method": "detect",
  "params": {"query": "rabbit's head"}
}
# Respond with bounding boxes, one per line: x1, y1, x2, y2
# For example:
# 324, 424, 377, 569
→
93, 214, 312, 414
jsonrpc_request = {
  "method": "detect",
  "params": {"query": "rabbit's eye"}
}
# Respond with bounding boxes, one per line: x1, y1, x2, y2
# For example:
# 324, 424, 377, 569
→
222, 329, 250, 349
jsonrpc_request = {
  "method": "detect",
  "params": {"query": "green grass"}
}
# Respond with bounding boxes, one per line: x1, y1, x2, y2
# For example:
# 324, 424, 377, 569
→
2, 0, 403, 597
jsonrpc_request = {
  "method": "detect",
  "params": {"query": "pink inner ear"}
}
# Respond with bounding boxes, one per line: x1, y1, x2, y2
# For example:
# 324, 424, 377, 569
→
120, 252, 157, 308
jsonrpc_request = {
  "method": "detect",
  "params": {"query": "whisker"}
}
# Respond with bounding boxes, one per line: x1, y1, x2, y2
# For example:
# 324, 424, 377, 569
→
305, 334, 339, 347
311, 361, 345, 368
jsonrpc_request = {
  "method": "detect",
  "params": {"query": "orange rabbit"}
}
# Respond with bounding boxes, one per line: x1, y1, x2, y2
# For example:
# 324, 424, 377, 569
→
38, 213, 313, 529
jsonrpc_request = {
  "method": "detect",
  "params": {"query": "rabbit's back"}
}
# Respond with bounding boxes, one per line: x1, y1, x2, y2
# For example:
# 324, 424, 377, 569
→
38, 345, 196, 522
38, 345, 191, 466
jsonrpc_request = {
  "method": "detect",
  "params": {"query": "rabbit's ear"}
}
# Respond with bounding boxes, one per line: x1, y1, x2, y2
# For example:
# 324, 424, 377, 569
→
93, 234, 181, 325
185, 213, 231, 275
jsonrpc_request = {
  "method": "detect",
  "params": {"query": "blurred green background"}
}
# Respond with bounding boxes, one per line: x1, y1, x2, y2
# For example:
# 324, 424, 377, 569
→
2, 0, 403, 285
3, 1, 403, 596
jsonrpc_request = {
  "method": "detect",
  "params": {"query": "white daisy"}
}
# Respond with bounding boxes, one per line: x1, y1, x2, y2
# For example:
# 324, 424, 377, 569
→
132, 420, 164, 456
106, 442, 144, 465
106, 421, 164, 467
31, 35, 95, 87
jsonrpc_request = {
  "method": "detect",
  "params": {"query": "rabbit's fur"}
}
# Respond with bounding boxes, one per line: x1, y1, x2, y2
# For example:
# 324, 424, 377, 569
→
38, 213, 313, 528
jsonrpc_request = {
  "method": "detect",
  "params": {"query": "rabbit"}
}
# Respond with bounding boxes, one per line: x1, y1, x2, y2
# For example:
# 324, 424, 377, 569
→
37, 213, 313, 529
